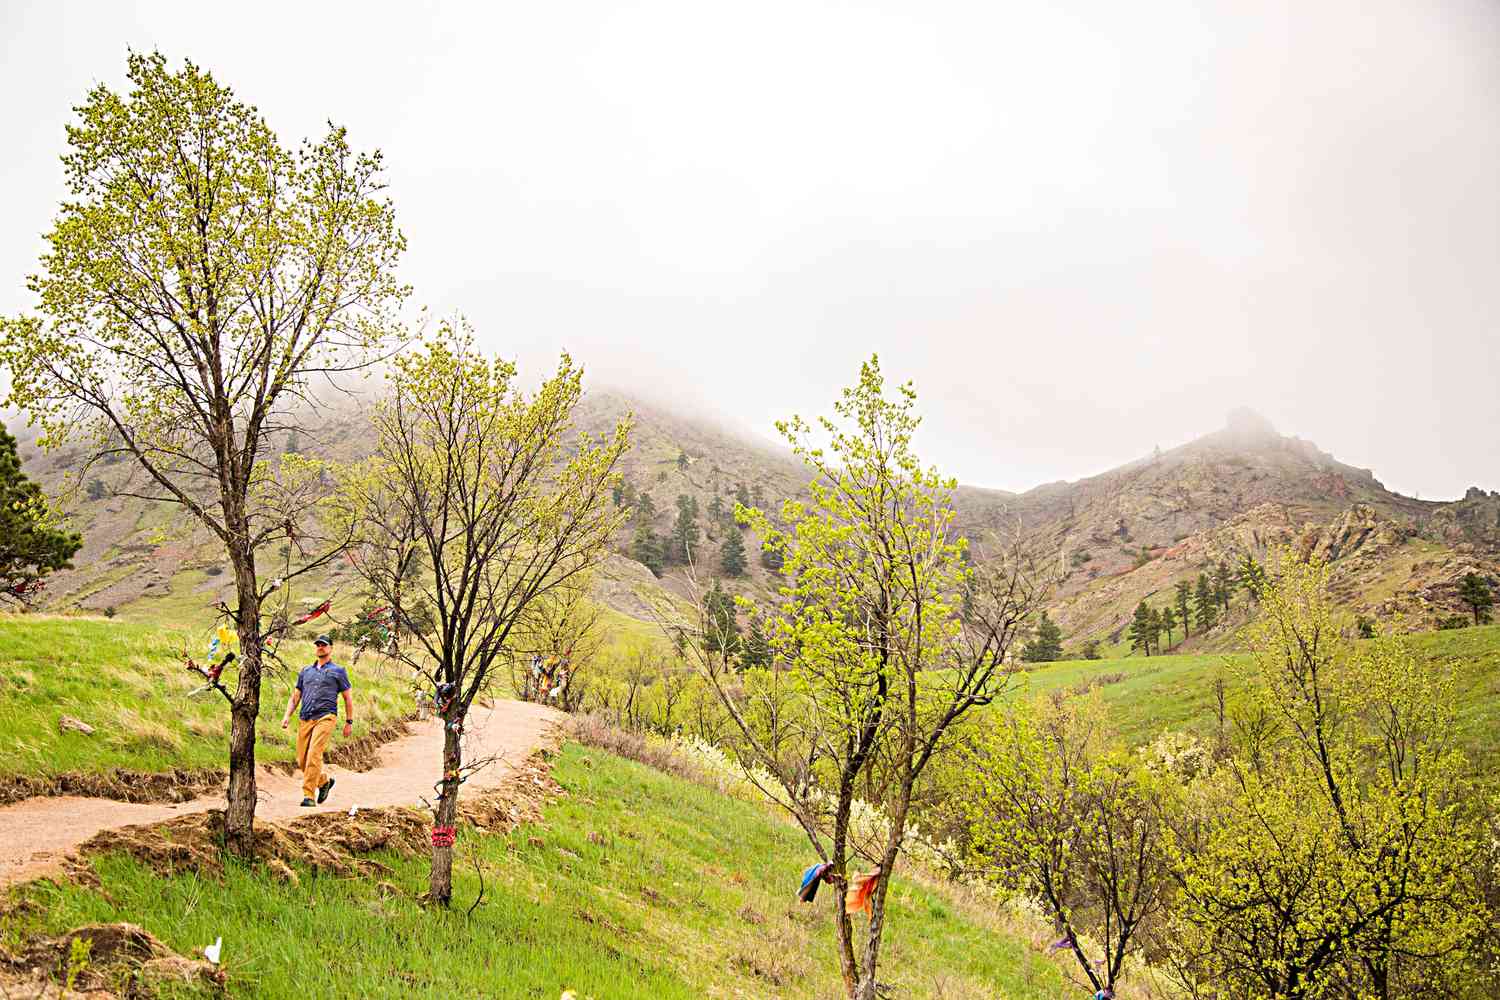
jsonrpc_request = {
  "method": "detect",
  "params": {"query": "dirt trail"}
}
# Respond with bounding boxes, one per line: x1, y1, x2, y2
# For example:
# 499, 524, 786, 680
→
0, 699, 563, 888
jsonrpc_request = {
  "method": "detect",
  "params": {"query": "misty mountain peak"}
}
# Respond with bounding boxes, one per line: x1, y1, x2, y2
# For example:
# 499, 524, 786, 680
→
1224, 407, 1278, 440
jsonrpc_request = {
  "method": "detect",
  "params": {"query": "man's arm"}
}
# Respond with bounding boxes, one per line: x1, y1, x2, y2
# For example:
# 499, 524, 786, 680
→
281, 689, 301, 729
340, 674, 354, 736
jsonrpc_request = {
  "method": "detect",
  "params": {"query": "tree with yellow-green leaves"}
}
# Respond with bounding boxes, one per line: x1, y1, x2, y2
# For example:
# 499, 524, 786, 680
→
336, 327, 630, 905
1167, 551, 1491, 999
0, 52, 407, 854
958, 695, 1175, 998
661, 357, 1048, 1000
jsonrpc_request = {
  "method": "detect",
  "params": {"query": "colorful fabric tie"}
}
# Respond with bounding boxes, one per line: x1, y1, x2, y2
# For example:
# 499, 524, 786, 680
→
846, 870, 881, 916
798, 862, 833, 902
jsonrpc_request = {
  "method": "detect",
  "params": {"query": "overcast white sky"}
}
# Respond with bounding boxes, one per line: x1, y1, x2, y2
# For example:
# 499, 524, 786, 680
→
2, 0, 1497, 499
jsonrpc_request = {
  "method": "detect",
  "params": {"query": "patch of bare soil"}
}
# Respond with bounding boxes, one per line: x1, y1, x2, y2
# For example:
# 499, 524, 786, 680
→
0, 700, 563, 889
0, 769, 224, 808
78, 746, 561, 883
4, 715, 416, 809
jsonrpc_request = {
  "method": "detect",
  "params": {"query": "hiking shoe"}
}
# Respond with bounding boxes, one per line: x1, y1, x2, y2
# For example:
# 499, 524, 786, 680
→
300, 798, 315, 807
318, 777, 336, 804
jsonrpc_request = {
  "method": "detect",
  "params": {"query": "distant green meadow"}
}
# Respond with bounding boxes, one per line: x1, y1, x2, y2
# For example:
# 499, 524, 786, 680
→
1009, 624, 1500, 771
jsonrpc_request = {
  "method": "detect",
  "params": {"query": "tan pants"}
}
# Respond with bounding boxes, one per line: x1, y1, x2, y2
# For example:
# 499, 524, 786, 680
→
295, 715, 337, 799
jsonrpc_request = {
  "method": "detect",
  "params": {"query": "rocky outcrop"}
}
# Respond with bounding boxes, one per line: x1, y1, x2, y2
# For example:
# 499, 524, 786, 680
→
1300, 504, 1406, 563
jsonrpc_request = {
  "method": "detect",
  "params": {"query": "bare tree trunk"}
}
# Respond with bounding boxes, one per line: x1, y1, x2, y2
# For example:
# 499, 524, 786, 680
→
831, 782, 861, 998
854, 798, 909, 1000
225, 552, 262, 856
832, 876, 860, 999
429, 722, 462, 905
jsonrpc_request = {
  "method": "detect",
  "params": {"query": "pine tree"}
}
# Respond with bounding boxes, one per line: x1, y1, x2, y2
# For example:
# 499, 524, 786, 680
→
1161, 606, 1176, 647
720, 527, 747, 577
1022, 611, 1065, 662
631, 523, 663, 577
0, 423, 82, 600
670, 494, 701, 564
739, 615, 771, 671
1149, 607, 1165, 655
1195, 573, 1219, 632
1458, 572, 1494, 626
1175, 579, 1193, 639
734, 482, 751, 508
760, 542, 784, 573
1128, 601, 1155, 657
634, 491, 656, 523
751, 483, 766, 508
707, 493, 725, 523
1213, 559, 1235, 614
1238, 553, 1266, 602
704, 579, 740, 654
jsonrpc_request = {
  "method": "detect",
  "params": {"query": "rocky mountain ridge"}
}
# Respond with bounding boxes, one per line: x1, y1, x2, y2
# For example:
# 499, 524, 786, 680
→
9, 397, 1497, 648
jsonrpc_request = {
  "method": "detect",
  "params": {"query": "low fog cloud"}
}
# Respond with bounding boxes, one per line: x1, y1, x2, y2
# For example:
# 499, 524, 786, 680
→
2, 0, 1496, 498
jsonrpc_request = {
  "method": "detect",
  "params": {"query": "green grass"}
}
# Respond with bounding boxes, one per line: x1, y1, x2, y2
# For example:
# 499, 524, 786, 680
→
3, 745, 1068, 999
1013, 624, 1500, 768
0, 615, 414, 780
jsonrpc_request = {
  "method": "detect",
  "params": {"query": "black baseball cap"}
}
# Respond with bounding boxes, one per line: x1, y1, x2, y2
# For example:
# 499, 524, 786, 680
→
314, 634, 332, 646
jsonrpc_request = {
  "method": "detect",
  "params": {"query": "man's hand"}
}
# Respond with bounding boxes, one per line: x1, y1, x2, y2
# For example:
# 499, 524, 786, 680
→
280, 716, 289, 730
343, 720, 353, 737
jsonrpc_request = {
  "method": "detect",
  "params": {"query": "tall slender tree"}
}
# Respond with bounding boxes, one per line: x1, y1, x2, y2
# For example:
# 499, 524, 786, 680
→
667, 358, 1047, 999
340, 329, 629, 904
634, 491, 656, 523
631, 523, 663, 577
702, 578, 739, 654
670, 493, 700, 564
1161, 605, 1177, 648
1194, 573, 1219, 633
0, 53, 407, 852
1238, 553, 1267, 603
738, 614, 771, 671
1129, 601, 1156, 656
1175, 579, 1193, 640
719, 525, 747, 577
1213, 559, 1236, 615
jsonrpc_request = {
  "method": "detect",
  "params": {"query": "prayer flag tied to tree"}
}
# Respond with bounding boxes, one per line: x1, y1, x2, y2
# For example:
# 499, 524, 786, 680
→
662, 357, 1049, 1000
333, 325, 630, 906
0, 52, 408, 853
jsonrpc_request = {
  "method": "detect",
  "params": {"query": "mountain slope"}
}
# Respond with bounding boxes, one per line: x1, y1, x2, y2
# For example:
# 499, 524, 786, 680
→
11, 398, 1498, 647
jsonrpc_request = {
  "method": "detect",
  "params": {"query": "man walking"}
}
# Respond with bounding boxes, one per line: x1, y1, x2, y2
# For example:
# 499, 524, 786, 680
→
280, 635, 354, 807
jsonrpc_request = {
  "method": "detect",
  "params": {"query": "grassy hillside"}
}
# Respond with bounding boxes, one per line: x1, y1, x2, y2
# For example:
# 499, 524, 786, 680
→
3, 745, 1070, 999
1011, 624, 1500, 769
0, 616, 414, 783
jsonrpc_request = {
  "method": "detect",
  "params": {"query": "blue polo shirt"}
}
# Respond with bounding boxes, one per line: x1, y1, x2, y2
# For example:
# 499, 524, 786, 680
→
296, 661, 351, 721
